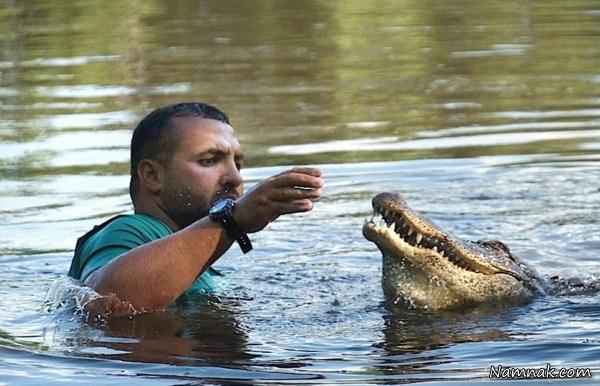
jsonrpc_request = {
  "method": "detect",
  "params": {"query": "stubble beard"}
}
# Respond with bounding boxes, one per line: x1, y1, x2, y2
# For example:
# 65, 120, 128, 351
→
162, 184, 211, 229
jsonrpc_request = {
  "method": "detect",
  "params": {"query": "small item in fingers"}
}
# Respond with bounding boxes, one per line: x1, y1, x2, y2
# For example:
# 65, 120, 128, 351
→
293, 186, 314, 191
294, 186, 320, 202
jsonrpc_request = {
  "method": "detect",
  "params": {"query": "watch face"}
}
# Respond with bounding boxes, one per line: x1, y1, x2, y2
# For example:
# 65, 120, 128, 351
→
210, 198, 233, 215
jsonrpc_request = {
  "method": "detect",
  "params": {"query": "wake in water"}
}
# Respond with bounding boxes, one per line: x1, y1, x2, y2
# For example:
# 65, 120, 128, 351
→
546, 275, 600, 297
44, 277, 139, 323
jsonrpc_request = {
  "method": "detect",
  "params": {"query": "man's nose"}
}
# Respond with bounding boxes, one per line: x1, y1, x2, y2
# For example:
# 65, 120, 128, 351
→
221, 160, 243, 190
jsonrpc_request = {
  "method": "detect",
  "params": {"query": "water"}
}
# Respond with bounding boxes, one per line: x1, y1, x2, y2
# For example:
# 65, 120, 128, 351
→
1, 0, 600, 384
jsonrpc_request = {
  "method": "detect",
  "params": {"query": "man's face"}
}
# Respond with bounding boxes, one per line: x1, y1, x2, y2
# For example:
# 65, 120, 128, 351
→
159, 116, 244, 229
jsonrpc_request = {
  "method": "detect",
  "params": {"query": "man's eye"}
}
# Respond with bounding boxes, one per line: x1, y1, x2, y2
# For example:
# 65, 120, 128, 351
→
199, 158, 216, 166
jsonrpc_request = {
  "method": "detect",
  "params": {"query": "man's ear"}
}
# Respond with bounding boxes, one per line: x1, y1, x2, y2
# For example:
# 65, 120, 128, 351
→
137, 159, 164, 194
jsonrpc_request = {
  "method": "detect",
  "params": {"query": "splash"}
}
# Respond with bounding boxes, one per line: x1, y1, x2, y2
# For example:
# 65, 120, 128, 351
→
44, 277, 139, 323
44, 276, 101, 313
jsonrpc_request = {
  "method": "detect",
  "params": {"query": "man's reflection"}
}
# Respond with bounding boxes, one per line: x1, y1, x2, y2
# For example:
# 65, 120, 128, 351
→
92, 296, 255, 365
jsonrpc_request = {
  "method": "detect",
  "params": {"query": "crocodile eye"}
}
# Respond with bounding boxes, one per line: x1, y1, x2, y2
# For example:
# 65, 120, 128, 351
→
492, 240, 511, 254
478, 240, 519, 262
479, 240, 508, 252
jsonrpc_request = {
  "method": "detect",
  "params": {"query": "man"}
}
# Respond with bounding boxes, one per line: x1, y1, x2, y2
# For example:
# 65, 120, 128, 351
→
68, 102, 323, 315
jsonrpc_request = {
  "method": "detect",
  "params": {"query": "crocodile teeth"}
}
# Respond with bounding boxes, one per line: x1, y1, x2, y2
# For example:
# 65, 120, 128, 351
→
433, 246, 438, 252
407, 228, 414, 236
415, 233, 423, 245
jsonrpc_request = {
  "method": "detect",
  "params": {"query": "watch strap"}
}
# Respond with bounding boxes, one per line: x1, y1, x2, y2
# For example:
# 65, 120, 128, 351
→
222, 216, 253, 254
210, 198, 253, 254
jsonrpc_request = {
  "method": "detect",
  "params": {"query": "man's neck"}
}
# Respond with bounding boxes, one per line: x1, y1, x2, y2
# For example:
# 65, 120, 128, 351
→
133, 200, 180, 231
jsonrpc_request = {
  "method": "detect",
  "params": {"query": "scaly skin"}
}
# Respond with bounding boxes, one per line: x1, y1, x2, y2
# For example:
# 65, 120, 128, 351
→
363, 193, 546, 311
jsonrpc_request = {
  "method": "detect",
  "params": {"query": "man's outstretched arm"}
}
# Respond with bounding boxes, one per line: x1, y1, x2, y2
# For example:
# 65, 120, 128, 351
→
84, 168, 323, 313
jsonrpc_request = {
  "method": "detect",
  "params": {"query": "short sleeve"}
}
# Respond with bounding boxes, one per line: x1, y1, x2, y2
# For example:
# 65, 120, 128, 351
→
76, 215, 169, 282
71, 214, 221, 296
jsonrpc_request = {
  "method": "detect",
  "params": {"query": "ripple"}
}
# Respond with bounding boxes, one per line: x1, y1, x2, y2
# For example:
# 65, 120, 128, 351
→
49, 149, 128, 167
237, 85, 332, 96
35, 83, 192, 99
1, 130, 131, 160
451, 44, 530, 58
32, 111, 136, 130
269, 130, 600, 155
579, 142, 600, 150
0, 102, 102, 111
0, 87, 18, 97
488, 109, 600, 119
436, 102, 483, 110
21, 55, 121, 68
420, 120, 600, 137
36, 85, 135, 99
343, 121, 391, 129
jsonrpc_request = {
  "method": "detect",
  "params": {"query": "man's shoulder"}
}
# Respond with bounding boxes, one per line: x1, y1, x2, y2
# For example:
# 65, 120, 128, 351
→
95, 213, 172, 241
76, 214, 171, 253
104, 213, 171, 232
69, 214, 172, 280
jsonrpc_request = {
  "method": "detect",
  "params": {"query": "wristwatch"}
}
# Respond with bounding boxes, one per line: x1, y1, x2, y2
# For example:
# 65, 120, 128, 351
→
209, 198, 253, 254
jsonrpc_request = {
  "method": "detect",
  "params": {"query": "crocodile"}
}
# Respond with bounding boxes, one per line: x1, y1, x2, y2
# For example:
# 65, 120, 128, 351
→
363, 192, 546, 311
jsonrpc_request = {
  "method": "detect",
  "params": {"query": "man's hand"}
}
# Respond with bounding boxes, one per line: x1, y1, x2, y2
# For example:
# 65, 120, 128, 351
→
233, 167, 323, 233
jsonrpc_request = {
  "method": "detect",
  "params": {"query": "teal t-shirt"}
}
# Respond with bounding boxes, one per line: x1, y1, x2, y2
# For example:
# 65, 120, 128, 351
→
68, 214, 218, 295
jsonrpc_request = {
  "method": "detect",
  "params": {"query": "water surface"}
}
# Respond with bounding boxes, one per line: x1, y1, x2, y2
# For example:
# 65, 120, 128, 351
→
1, 0, 600, 384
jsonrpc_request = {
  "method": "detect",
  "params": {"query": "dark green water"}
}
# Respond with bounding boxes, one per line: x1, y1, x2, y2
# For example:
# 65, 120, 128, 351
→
1, 0, 600, 384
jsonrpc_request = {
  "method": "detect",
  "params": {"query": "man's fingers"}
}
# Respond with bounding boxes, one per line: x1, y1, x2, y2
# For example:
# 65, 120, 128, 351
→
288, 167, 321, 177
271, 172, 323, 190
271, 187, 322, 202
273, 199, 314, 215
274, 167, 322, 179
